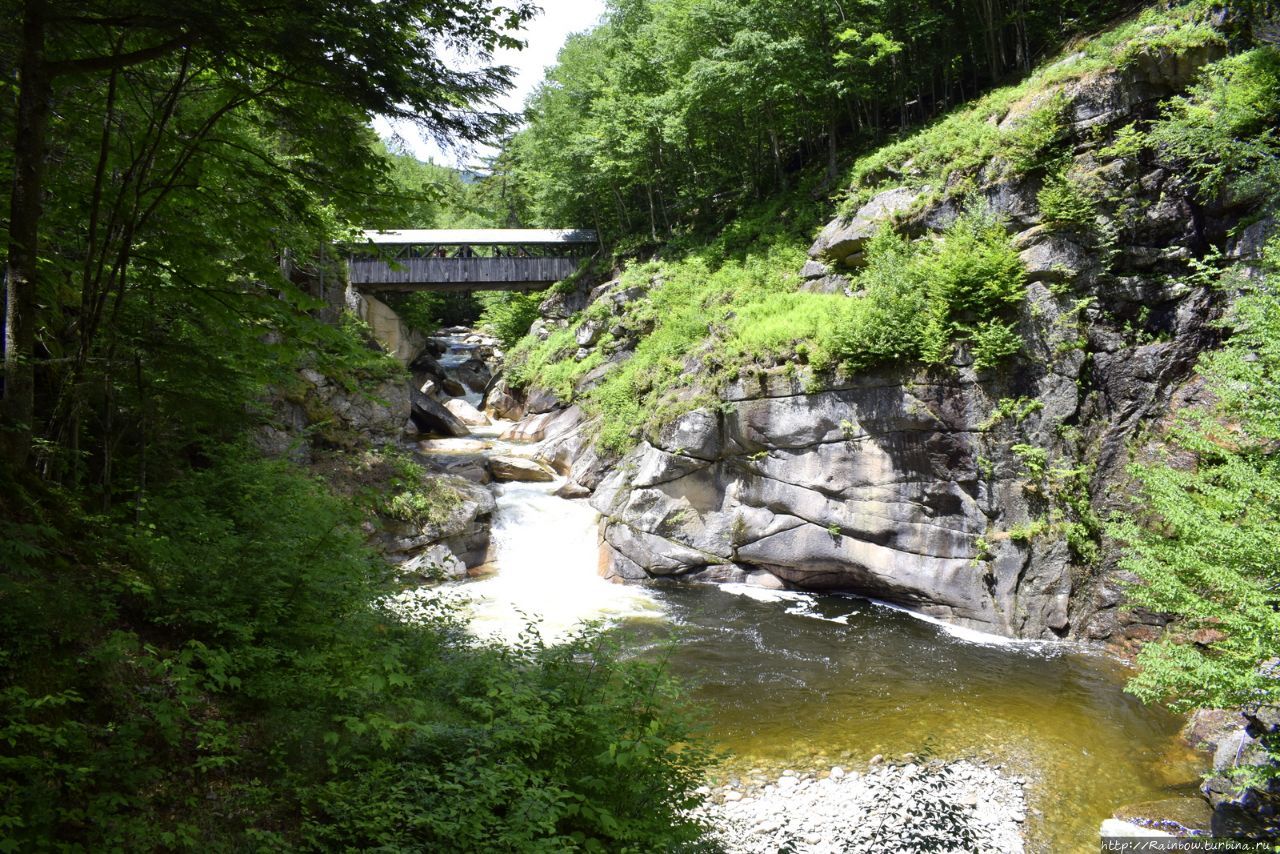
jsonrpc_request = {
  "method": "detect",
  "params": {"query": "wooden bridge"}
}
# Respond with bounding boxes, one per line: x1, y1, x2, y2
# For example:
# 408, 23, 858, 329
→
348, 228, 598, 292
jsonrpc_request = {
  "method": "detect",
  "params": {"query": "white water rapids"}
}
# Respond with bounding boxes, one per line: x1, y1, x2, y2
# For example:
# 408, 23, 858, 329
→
459, 476, 662, 642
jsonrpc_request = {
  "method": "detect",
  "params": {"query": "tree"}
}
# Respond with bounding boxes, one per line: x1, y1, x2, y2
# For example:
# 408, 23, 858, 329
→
0, 0, 534, 468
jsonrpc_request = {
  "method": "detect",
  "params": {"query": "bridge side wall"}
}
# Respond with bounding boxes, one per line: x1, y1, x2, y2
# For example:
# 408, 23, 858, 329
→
349, 256, 582, 288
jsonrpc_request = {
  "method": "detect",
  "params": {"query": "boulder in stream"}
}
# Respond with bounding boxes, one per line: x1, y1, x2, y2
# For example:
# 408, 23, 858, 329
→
397, 544, 467, 582
444, 398, 491, 427
500, 412, 559, 442
483, 377, 523, 420
489, 455, 555, 483
453, 358, 492, 393
410, 388, 469, 438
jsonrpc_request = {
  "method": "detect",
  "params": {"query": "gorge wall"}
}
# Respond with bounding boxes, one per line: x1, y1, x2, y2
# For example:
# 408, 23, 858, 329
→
503, 22, 1276, 643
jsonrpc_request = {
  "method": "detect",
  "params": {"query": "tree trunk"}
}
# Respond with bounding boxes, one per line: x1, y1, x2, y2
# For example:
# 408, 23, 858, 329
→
827, 118, 838, 181
2, 0, 51, 469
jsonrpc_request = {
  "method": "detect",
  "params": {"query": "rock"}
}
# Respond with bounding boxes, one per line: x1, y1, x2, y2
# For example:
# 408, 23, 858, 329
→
397, 544, 467, 582
1017, 230, 1097, 285
1100, 818, 1172, 838
744, 569, 785, 590
1113, 797, 1212, 835
452, 358, 492, 393
444, 398, 491, 427
420, 456, 490, 485
418, 437, 490, 454
351, 291, 425, 365
410, 388, 470, 438
800, 260, 830, 279
279, 370, 411, 453
501, 411, 559, 442
410, 351, 450, 389
488, 456, 555, 483
801, 273, 852, 294
482, 377, 523, 421
375, 476, 495, 569
554, 481, 591, 499
525, 385, 563, 415
808, 187, 921, 265
576, 319, 604, 347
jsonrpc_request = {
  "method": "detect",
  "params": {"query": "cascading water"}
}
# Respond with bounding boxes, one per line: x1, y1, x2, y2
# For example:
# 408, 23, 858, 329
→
456, 476, 662, 642
434, 331, 485, 408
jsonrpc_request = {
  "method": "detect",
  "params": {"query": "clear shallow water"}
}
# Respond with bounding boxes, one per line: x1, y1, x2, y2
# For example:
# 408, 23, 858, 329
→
625, 583, 1205, 853
417, 433, 1204, 853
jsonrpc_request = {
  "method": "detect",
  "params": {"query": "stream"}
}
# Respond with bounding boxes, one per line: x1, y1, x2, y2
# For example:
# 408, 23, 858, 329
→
414, 333, 1206, 853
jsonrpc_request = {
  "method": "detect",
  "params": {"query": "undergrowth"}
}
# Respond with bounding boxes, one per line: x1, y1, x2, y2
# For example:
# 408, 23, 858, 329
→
0, 449, 711, 850
509, 206, 1025, 453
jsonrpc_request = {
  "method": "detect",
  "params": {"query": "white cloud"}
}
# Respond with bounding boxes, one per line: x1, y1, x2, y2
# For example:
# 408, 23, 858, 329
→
376, 0, 607, 168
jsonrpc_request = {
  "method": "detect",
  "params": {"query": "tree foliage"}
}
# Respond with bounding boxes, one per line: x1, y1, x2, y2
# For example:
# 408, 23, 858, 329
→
1100, 235, 1280, 827
0, 2, 715, 848
1112, 241, 1280, 718
505, 0, 1126, 241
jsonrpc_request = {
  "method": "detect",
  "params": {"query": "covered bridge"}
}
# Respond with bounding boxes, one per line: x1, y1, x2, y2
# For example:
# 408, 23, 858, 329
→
347, 228, 598, 292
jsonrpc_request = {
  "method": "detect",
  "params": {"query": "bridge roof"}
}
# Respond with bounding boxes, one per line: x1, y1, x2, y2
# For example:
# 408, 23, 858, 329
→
359, 228, 597, 246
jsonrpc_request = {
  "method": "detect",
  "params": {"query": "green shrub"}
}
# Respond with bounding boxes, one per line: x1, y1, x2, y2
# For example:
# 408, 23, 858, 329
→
969, 319, 1024, 369
1037, 167, 1098, 231
478, 291, 544, 347
1002, 92, 1071, 175
1146, 46, 1280, 205
1112, 240, 1280, 720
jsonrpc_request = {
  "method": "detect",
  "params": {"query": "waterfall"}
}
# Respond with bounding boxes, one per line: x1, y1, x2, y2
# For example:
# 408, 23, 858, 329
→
459, 479, 663, 643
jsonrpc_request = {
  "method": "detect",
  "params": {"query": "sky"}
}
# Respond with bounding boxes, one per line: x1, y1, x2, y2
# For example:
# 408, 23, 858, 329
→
373, 0, 608, 169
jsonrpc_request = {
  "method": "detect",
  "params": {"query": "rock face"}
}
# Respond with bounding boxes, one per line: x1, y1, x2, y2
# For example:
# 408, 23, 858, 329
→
348, 289, 426, 366
809, 187, 922, 267
1198, 703, 1280, 839
549, 30, 1266, 642
255, 367, 411, 459
376, 475, 496, 569
591, 369, 1082, 636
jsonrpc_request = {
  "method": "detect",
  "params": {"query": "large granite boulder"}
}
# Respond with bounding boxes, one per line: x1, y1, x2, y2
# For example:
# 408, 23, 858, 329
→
489, 455, 556, 483
376, 476, 496, 569
410, 388, 469, 438
807, 187, 922, 266
444, 398, 491, 427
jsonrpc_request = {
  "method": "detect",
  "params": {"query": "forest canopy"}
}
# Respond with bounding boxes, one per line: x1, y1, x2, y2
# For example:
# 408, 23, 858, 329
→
502, 0, 1131, 244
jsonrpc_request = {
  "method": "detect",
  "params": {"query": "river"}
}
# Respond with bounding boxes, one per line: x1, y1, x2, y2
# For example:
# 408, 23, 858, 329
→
417, 334, 1205, 852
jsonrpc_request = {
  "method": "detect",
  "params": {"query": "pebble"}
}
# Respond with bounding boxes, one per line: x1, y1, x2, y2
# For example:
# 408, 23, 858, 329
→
696, 759, 1027, 854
